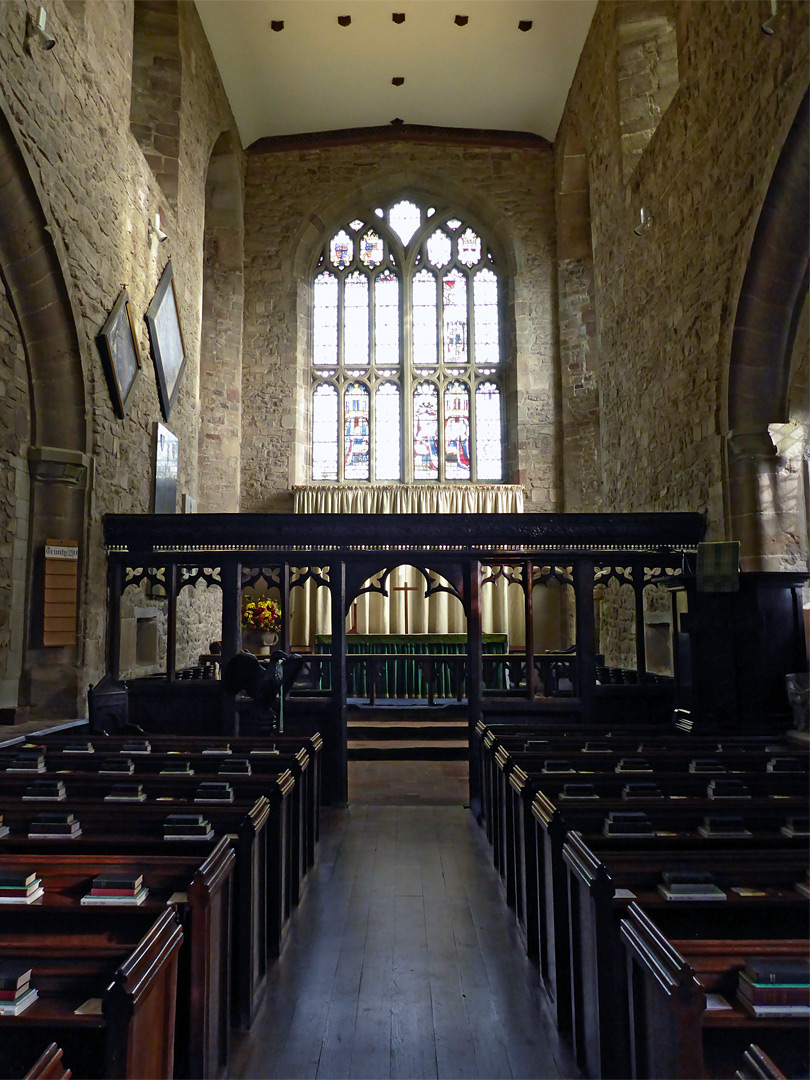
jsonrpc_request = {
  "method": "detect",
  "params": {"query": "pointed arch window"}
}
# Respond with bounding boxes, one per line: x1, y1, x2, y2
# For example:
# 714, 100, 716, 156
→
310, 199, 504, 483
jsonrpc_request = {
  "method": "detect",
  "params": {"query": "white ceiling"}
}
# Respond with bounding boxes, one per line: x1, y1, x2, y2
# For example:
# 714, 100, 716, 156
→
194, 0, 597, 147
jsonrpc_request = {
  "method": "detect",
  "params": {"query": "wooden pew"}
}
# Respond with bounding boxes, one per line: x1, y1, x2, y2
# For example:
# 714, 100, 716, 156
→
621, 902, 809, 1079
0, 794, 271, 1034
0, 841, 233, 1079
0, 907, 182, 1080
563, 833, 808, 1080
23, 1043, 71, 1080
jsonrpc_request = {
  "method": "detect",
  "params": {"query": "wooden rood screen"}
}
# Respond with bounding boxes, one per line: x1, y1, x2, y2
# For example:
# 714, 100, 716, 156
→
103, 511, 704, 803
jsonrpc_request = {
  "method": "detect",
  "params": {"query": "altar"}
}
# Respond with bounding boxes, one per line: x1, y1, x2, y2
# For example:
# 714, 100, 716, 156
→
315, 633, 507, 699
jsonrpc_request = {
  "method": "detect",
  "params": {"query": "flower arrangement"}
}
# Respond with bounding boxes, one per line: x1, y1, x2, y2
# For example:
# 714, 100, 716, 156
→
241, 596, 281, 633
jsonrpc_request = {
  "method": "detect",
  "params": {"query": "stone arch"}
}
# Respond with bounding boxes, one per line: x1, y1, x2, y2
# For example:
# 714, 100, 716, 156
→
198, 130, 244, 512
726, 90, 809, 569
0, 101, 89, 719
288, 174, 522, 487
555, 126, 602, 512
130, 0, 182, 209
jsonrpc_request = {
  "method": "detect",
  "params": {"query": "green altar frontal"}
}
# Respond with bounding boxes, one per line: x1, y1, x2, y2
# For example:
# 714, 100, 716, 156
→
315, 634, 507, 698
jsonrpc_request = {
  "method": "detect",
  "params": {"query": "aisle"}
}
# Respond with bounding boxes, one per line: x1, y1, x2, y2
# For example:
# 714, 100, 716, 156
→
230, 805, 578, 1080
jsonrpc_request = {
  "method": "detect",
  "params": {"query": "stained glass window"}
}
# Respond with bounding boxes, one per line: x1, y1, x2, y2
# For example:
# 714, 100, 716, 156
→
444, 382, 470, 480
311, 199, 504, 482
413, 382, 439, 480
312, 384, 338, 480
375, 382, 400, 480
344, 383, 370, 480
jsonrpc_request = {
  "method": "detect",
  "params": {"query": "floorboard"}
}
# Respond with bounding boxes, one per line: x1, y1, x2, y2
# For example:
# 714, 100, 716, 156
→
230, 804, 579, 1080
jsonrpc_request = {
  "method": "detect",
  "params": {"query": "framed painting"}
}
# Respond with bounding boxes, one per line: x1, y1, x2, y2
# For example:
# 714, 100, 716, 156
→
96, 289, 141, 418
146, 261, 186, 420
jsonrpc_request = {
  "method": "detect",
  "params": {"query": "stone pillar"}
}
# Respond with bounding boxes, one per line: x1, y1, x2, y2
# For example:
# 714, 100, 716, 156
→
726, 428, 779, 571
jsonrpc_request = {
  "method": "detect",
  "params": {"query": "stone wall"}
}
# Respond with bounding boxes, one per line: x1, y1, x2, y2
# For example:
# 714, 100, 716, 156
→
556, 0, 810, 548
0, 0, 243, 715
241, 140, 558, 511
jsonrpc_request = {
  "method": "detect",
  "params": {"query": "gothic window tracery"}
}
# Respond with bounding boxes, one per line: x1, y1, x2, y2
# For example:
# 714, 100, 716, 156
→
311, 198, 503, 483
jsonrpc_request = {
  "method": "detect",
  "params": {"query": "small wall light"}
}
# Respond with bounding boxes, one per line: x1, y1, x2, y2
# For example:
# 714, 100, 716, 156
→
151, 212, 169, 244
761, 0, 777, 34
26, 6, 56, 52
633, 207, 652, 236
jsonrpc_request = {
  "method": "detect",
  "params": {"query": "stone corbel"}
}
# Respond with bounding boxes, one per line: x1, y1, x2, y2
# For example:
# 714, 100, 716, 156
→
28, 446, 92, 487
725, 428, 777, 461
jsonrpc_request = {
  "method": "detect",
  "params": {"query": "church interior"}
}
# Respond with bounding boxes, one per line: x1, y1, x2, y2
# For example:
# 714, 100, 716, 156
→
0, 1, 808, 1078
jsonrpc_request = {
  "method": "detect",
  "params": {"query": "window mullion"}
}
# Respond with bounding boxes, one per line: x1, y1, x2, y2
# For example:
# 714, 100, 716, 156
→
467, 267, 476, 483
402, 264, 412, 484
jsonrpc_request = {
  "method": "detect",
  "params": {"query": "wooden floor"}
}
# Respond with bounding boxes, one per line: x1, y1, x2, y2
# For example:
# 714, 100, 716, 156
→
230, 804, 579, 1080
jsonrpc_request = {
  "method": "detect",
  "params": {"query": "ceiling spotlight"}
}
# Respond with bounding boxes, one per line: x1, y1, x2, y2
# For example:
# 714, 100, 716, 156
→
152, 212, 169, 244
337, 15, 351, 26
518, 20, 533, 32
26, 6, 56, 52
392, 12, 405, 23
454, 14, 469, 26
391, 76, 404, 86
270, 20, 284, 32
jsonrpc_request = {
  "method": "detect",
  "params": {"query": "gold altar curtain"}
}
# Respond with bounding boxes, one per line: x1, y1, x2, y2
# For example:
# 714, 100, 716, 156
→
292, 484, 524, 515
288, 485, 527, 650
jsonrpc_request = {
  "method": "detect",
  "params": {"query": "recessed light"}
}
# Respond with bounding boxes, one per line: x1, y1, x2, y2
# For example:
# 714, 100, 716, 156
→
518, 20, 532, 32
454, 14, 468, 26
270, 20, 284, 31
391, 76, 405, 86
337, 14, 351, 26
392, 12, 405, 23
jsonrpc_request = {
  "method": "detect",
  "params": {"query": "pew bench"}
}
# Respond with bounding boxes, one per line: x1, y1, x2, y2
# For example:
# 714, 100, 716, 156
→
621, 901, 809, 1079
0, 907, 182, 1080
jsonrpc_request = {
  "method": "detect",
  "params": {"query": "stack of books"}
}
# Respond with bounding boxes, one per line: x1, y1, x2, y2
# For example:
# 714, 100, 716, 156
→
121, 740, 151, 754
689, 759, 726, 774
781, 814, 810, 838
251, 746, 280, 756
0, 962, 38, 1015
736, 957, 810, 1018
559, 784, 599, 800
0, 870, 44, 905
62, 741, 94, 754
697, 814, 750, 838
23, 779, 66, 801
104, 783, 146, 803
28, 812, 82, 839
6, 750, 45, 773
203, 744, 231, 755
657, 871, 726, 902
603, 811, 655, 837
582, 741, 612, 753
194, 782, 234, 804
160, 760, 194, 776
621, 782, 663, 800
98, 757, 134, 775
0, 814, 7, 840
218, 758, 252, 776
707, 779, 751, 799
163, 814, 214, 841
522, 740, 548, 751
615, 758, 653, 773
542, 760, 574, 774
81, 871, 147, 906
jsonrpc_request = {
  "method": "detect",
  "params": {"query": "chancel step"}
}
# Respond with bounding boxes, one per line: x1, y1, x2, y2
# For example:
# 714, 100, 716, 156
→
347, 710, 467, 761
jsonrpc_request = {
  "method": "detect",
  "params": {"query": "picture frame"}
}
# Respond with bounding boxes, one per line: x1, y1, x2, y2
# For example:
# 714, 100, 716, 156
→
96, 289, 142, 419
146, 261, 186, 420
